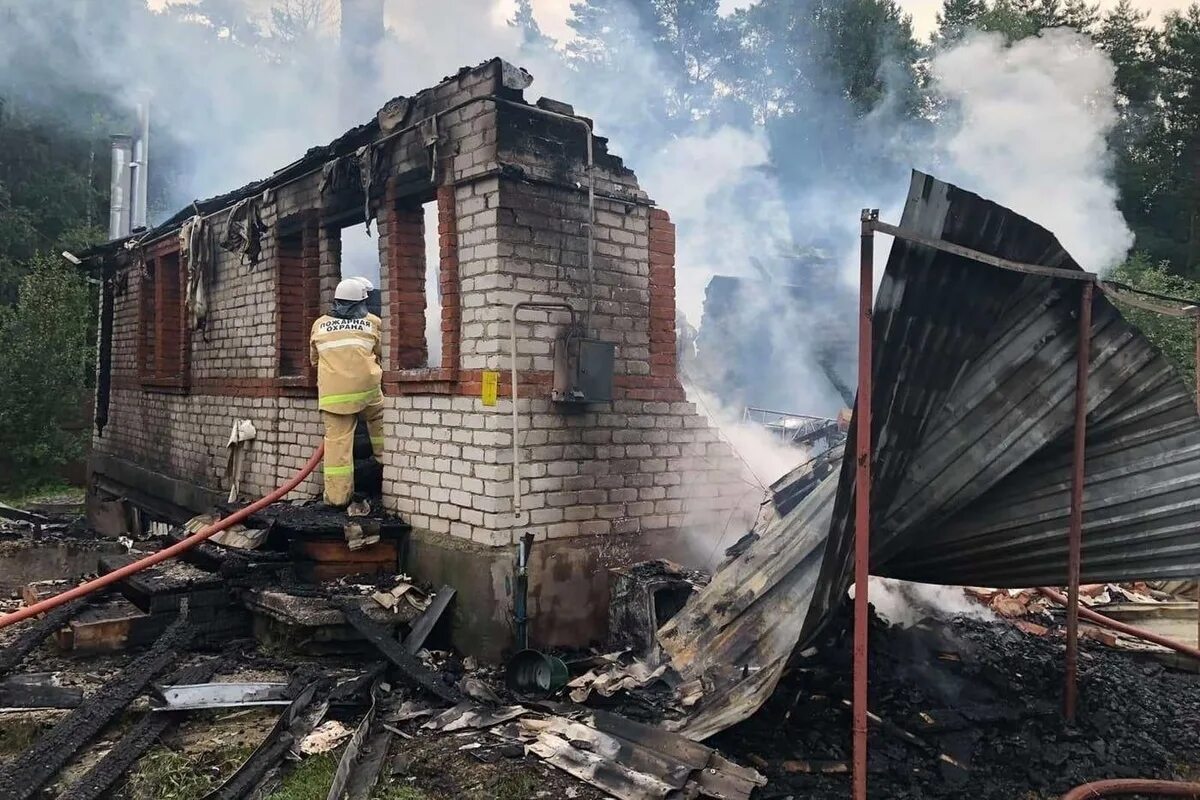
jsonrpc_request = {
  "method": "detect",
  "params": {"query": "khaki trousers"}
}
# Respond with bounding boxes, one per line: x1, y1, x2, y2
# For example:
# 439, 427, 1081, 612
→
321, 397, 385, 506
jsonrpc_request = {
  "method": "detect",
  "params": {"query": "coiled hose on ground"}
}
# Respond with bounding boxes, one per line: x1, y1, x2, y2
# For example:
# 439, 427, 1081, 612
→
0, 445, 324, 631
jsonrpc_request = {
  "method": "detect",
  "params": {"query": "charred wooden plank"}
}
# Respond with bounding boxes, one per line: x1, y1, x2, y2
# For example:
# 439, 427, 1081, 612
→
403, 585, 454, 654
328, 663, 387, 705
0, 596, 90, 677
337, 603, 461, 704
0, 674, 83, 709
0, 502, 51, 525
0, 613, 191, 800
57, 658, 223, 800
200, 680, 326, 800
327, 679, 388, 800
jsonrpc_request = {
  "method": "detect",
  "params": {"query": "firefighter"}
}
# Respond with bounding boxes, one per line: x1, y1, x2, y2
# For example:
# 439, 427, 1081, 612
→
310, 277, 385, 507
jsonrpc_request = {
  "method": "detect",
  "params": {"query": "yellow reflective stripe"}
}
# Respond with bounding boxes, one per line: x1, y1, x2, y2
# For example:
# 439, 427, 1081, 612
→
318, 387, 381, 408
370, 437, 385, 447
324, 464, 353, 476
316, 337, 375, 352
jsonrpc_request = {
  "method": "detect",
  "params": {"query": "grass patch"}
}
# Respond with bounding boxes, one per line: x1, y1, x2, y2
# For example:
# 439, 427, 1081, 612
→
371, 784, 430, 800
0, 716, 49, 757
0, 480, 84, 507
489, 772, 540, 800
267, 753, 431, 800
127, 744, 254, 800
269, 752, 338, 800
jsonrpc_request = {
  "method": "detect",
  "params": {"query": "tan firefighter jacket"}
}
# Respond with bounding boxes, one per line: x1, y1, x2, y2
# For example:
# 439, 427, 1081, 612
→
309, 312, 384, 415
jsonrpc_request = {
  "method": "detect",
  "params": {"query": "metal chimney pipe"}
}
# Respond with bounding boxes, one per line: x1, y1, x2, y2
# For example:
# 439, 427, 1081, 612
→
131, 100, 150, 230
108, 134, 133, 240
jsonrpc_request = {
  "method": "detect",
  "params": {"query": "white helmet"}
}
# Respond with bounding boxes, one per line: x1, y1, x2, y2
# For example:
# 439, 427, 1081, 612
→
354, 276, 375, 293
334, 278, 368, 302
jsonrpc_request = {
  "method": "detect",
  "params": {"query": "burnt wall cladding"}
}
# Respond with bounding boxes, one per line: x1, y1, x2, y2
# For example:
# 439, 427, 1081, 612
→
95, 60, 758, 545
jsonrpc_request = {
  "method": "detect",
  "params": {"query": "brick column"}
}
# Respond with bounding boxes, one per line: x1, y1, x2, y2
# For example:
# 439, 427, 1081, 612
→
386, 204, 428, 370
437, 185, 461, 376
648, 208, 680, 388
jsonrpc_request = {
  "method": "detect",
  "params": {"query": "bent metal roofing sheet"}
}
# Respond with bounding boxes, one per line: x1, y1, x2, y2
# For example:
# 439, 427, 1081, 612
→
657, 170, 1200, 740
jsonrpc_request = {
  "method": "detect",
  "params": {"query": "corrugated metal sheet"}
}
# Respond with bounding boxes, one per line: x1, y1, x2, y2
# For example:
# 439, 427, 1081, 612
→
816, 171, 1200, 614
657, 171, 1200, 741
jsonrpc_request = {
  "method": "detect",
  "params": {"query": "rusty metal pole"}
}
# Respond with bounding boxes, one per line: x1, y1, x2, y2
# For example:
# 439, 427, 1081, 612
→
1065, 279, 1093, 724
853, 210, 877, 800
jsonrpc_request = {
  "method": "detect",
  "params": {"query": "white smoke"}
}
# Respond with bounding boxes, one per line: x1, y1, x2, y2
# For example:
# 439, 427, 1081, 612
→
921, 28, 1133, 273
687, 387, 807, 488
863, 577, 997, 628
641, 127, 791, 326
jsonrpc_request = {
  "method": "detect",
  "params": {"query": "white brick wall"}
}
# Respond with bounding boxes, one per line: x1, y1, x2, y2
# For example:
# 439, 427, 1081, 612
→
96, 60, 760, 549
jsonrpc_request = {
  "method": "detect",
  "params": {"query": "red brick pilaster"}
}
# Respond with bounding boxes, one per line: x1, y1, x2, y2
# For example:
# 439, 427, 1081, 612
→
437, 185, 461, 376
386, 198, 428, 370
648, 208, 680, 389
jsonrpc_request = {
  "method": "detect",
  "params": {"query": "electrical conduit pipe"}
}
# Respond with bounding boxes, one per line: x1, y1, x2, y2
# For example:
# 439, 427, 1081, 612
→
1037, 586, 1200, 661
0, 445, 325, 631
1061, 779, 1200, 799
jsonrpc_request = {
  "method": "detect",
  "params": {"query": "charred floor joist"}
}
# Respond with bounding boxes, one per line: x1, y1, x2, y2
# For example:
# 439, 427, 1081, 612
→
57, 658, 225, 800
0, 614, 192, 799
0, 596, 91, 677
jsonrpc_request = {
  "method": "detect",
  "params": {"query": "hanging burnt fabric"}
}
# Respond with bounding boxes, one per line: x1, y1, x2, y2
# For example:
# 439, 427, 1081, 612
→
179, 214, 216, 331
356, 144, 384, 235
319, 154, 358, 197
319, 148, 384, 235
220, 198, 267, 269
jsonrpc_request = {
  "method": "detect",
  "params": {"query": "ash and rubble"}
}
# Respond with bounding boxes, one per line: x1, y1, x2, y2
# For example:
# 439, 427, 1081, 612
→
712, 607, 1200, 800
0, 488, 1198, 799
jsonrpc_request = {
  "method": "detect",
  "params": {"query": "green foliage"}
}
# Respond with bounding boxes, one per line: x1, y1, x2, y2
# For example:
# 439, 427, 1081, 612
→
1110, 252, 1200, 389
488, 772, 541, 800
935, 0, 988, 44
269, 752, 339, 799
127, 744, 255, 800
0, 254, 94, 491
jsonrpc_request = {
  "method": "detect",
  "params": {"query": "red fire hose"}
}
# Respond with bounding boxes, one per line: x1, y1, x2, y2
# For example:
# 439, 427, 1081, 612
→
1060, 778, 1200, 798
0, 445, 325, 631
1037, 586, 1200, 661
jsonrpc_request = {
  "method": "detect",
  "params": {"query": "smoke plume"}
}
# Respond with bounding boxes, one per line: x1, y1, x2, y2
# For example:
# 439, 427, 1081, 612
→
864, 577, 998, 628
920, 28, 1133, 274
1, 1, 1135, 459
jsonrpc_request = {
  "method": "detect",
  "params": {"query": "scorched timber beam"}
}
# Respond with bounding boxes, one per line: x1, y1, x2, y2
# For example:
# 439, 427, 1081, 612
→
0, 614, 191, 800
338, 602, 462, 704
57, 658, 224, 800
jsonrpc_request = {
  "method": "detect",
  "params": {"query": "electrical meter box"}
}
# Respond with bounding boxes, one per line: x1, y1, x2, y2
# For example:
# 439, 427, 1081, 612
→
553, 336, 615, 404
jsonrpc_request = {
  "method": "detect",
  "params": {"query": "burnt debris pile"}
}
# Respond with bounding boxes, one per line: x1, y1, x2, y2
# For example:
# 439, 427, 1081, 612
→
713, 609, 1200, 799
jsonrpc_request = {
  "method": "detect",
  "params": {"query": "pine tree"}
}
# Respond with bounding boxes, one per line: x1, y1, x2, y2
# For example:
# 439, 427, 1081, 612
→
1095, 0, 1157, 107
510, 0, 555, 50
934, 0, 986, 45
1156, 5, 1200, 274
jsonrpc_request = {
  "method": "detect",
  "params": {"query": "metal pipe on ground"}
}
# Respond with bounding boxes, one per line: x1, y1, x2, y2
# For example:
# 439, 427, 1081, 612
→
1037, 587, 1200, 661
853, 209, 878, 800
1060, 779, 1200, 799
0, 445, 325, 630
1065, 280, 1093, 723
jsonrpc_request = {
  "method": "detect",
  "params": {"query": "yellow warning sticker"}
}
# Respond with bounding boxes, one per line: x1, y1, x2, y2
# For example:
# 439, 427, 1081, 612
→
481, 370, 499, 406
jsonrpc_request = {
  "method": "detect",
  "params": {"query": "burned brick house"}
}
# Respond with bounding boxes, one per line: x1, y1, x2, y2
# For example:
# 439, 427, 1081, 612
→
82, 59, 758, 657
